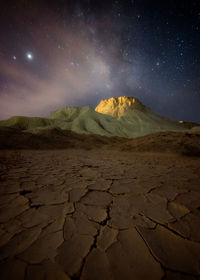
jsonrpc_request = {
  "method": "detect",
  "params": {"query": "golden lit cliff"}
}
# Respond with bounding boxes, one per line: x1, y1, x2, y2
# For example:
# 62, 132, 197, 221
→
95, 96, 146, 118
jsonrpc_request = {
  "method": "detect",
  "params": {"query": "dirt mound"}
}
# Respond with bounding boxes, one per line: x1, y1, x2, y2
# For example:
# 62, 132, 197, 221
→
0, 127, 126, 150
0, 126, 200, 157
120, 130, 200, 157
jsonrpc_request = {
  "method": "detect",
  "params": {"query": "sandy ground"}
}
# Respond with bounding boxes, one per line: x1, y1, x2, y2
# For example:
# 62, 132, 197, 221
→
0, 149, 200, 280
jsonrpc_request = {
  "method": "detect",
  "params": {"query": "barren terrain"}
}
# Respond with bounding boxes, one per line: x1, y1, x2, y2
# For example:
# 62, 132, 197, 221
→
0, 146, 200, 279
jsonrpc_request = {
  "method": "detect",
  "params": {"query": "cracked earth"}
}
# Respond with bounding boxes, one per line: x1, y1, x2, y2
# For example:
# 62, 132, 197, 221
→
0, 149, 200, 279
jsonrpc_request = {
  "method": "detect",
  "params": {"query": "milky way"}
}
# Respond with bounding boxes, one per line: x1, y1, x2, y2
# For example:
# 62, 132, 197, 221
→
0, 0, 200, 122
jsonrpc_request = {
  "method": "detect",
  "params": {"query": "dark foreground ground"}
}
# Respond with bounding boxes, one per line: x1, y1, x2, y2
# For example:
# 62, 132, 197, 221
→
0, 147, 200, 280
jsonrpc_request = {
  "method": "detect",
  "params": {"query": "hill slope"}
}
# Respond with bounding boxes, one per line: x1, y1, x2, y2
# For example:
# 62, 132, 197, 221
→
48, 106, 128, 137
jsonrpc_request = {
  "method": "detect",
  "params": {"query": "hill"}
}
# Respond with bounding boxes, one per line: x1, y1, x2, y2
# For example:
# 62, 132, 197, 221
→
1, 96, 196, 139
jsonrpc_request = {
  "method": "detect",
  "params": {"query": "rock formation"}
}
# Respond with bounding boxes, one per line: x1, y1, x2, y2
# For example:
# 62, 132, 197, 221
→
95, 96, 146, 118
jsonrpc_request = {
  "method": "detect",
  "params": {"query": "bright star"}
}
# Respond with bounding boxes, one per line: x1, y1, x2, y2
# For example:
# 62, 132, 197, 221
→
26, 53, 33, 60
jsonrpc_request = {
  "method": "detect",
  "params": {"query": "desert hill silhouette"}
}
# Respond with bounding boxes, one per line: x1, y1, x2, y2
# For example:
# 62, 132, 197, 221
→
0, 96, 197, 138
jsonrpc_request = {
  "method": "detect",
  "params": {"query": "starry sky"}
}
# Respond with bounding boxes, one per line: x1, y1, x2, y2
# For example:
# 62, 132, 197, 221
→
0, 0, 200, 122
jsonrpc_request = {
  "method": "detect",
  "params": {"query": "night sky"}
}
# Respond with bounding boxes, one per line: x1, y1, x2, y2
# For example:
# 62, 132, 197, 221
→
0, 0, 200, 122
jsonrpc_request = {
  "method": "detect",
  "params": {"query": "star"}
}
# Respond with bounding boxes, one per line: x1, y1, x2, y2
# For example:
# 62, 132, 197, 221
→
26, 53, 33, 60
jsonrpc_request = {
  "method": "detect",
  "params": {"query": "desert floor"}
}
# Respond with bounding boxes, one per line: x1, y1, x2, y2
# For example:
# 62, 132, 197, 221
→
0, 149, 200, 280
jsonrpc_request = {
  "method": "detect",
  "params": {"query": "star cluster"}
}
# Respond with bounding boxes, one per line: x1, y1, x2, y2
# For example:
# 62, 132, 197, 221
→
0, 0, 200, 122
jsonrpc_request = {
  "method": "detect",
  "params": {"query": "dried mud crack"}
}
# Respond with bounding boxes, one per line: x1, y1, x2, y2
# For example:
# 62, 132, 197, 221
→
0, 149, 200, 280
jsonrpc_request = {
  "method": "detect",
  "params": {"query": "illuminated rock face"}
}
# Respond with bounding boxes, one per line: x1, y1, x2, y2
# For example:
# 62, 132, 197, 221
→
95, 96, 146, 119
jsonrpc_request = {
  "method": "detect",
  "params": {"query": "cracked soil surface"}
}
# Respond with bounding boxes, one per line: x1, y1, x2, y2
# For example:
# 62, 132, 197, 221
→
0, 149, 200, 279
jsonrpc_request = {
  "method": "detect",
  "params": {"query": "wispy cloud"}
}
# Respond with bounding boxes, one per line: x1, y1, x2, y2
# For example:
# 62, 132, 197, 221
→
0, 16, 114, 119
